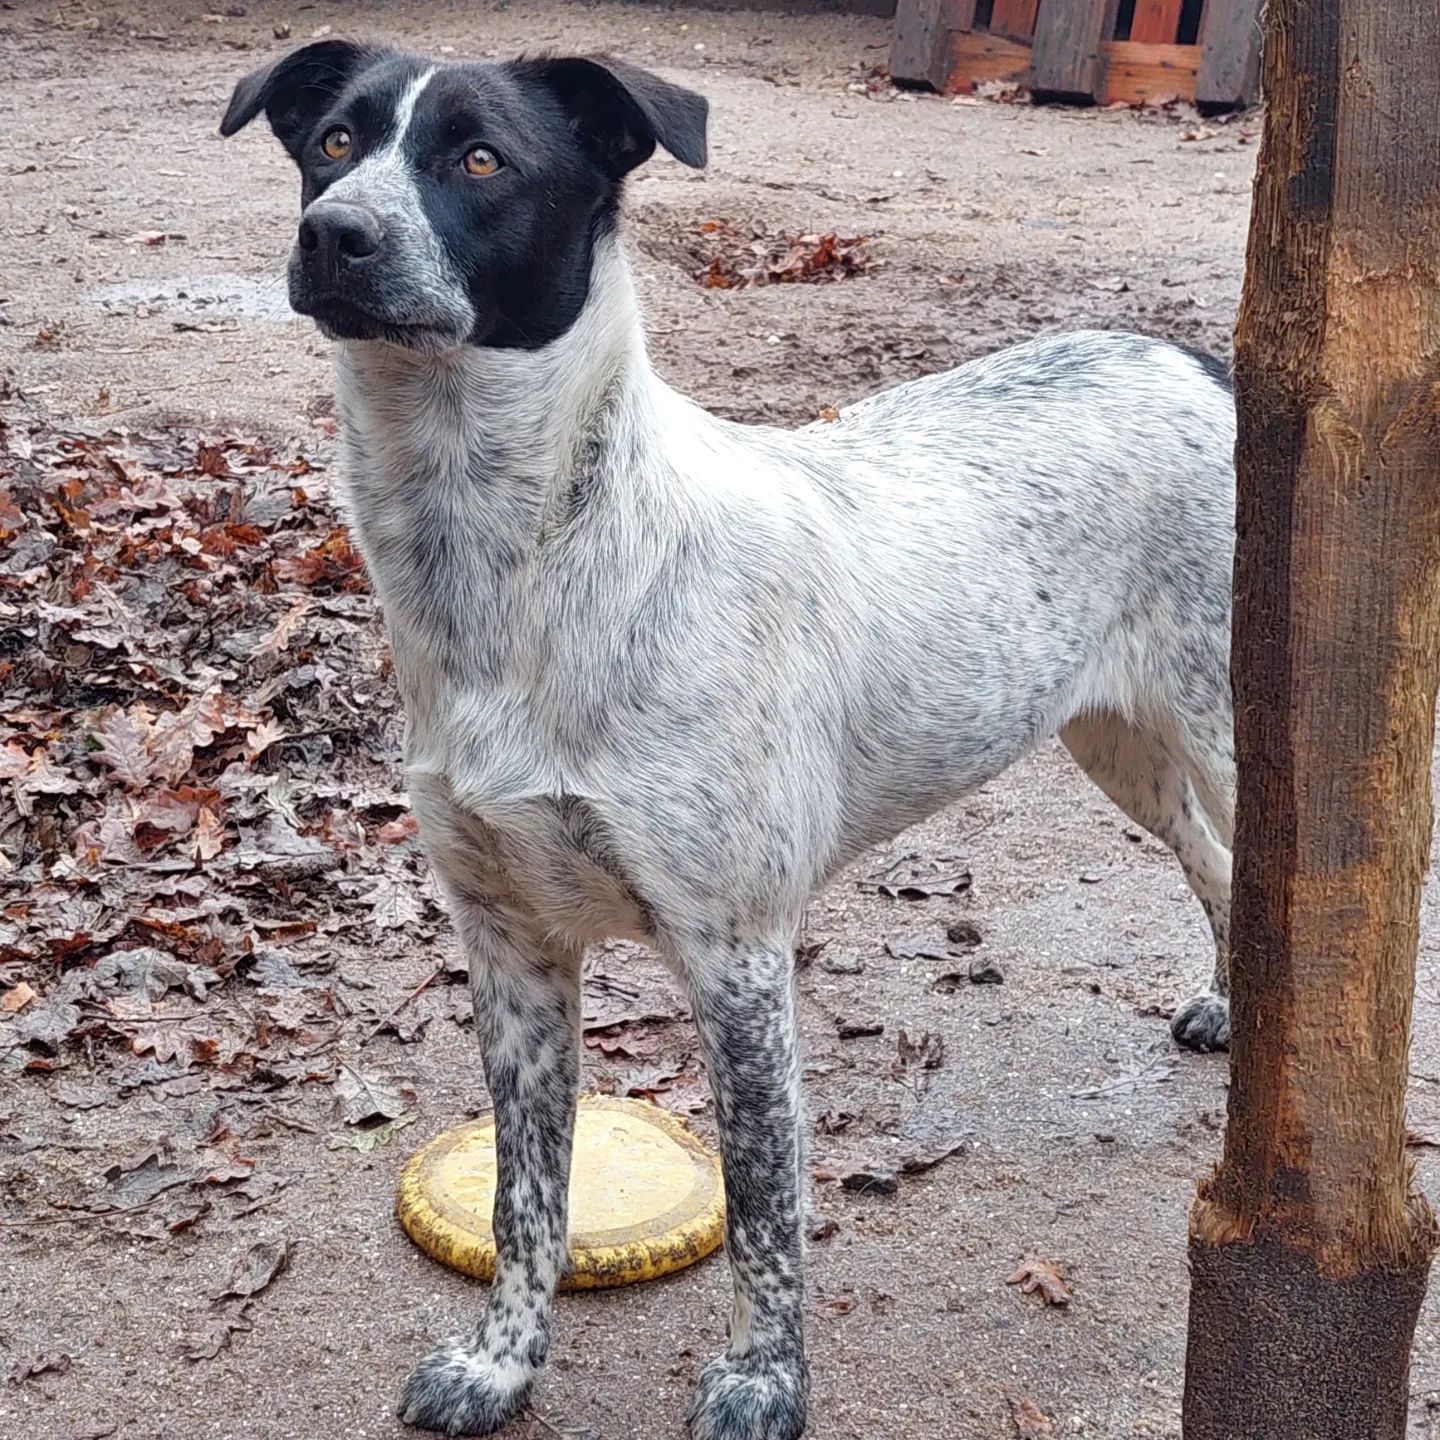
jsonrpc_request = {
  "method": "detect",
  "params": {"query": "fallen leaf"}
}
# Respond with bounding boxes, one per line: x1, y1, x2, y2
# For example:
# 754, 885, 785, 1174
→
325, 1111, 419, 1153
584, 1021, 663, 1059
861, 855, 972, 901
1007, 1255, 1071, 1307
53, 1081, 112, 1110
216, 1237, 289, 1299
2, 981, 37, 1013
946, 919, 983, 947
202, 1159, 255, 1185
967, 956, 1005, 985
12, 998, 82, 1050
7, 1352, 72, 1385
793, 937, 827, 968
94, 1149, 194, 1211
839, 1165, 898, 1196
93, 947, 190, 1002
894, 1029, 944, 1073
365, 874, 424, 931
806, 1215, 840, 1242
1005, 1390, 1056, 1438
256, 595, 314, 654
127, 1019, 220, 1067
244, 719, 286, 757
884, 933, 952, 963
247, 949, 306, 988
692, 223, 877, 290
178, 1299, 252, 1361
376, 814, 420, 844
260, 987, 314, 1032
334, 1062, 410, 1125
191, 805, 226, 861
93, 706, 157, 789
896, 1112, 969, 1175
631, 1063, 710, 1112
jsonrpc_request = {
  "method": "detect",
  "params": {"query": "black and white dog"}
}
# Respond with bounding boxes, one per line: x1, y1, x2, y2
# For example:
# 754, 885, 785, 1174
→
222, 43, 1236, 1440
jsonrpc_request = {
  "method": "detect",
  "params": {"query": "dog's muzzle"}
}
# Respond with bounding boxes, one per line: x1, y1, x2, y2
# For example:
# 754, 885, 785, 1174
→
289, 201, 392, 338
287, 198, 475, 347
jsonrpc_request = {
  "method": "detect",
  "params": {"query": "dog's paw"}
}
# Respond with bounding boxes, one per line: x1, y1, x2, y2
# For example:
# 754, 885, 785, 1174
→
396, 1341, 534, 1436
1171, 990, 1230, 1051
687, 1351, 809, 1440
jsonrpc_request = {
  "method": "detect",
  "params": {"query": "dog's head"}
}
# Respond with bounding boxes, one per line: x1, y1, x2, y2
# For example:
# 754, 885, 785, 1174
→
220, 43, 707, 350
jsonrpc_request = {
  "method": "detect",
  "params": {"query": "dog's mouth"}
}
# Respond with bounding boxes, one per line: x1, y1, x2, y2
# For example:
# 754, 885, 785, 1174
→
287, 264, 473, 349
293, 293, 458, 347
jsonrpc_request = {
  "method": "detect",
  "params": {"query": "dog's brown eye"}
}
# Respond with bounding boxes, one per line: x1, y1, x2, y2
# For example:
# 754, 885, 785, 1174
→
463, 146, 502, 178
321, 128, 352, 161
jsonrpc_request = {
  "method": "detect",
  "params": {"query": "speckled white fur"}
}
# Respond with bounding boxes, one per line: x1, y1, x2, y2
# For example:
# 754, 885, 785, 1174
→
342, 236, 1237, 1440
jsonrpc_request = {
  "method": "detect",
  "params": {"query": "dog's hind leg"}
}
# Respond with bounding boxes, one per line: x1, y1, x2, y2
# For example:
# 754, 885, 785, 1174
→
1060, 710, 1234, 1051
678, 932, 809, 1440
397, 896, 581, 1436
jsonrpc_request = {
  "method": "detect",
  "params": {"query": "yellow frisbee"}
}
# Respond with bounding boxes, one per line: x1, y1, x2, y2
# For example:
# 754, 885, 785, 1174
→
396, 1094, 726, 1289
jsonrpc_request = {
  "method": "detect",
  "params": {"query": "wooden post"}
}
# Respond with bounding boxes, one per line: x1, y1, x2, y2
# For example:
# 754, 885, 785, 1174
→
889, 0, 976, 92
1029, 0, 1117, 100
1184, 3, 1440, 1438
1194, 0, 1262, 109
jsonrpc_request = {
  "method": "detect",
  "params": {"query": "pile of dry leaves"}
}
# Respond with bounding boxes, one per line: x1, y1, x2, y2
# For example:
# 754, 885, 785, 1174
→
0, 410, 448, 1142
691, 220, 879, 290
0, 399, 707, 1236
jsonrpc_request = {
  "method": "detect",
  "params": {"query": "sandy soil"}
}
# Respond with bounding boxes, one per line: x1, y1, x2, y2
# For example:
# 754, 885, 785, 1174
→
4, 4, 1440, 1440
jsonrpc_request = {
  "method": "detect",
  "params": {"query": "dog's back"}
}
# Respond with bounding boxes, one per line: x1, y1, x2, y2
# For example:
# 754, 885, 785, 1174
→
661, 329, 1235, 857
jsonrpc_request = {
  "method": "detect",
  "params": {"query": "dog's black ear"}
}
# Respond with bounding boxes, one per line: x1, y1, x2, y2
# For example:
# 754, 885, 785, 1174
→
523, 56, 708, 177
220, 40, 376, 158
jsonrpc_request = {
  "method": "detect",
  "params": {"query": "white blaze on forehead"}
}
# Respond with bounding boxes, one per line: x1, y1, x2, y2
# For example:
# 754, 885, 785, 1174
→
387, 66, 438, 158
320, 66, 437, 204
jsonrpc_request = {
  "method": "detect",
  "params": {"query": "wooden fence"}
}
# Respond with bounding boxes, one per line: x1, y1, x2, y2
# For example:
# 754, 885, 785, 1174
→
891, 0, 1263, 108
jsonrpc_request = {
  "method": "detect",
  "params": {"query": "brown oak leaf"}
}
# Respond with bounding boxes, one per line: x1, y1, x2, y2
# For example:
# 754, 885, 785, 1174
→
1004, 1390, 1055, 1438
94, 706, 157, 789
1007, 1255, 1071, 1307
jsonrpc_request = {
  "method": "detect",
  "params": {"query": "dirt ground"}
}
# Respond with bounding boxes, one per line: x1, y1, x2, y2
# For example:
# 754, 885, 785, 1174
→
5, 3, 1440, 1440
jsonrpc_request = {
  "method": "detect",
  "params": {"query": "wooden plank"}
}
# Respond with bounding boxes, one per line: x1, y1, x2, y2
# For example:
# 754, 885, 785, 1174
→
1195, 0, 1262, 107
947, 31, 1032, 91
1100, 39, 1200, 103
988, 0, 1039, 42
1029, 0, 1118, 100
891, 0, 978, 91
1128, 0, 1183, 43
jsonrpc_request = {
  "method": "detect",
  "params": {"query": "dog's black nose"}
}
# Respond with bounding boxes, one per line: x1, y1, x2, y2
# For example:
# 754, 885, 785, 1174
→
297, 203, 383, 270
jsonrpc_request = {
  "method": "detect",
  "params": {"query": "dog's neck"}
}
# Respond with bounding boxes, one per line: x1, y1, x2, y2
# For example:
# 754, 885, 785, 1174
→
331, 233, 696, 742
333, 234, 663, 517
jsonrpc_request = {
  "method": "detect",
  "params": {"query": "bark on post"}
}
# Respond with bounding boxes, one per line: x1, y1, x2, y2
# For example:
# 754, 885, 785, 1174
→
1183, 3, 1440, 1437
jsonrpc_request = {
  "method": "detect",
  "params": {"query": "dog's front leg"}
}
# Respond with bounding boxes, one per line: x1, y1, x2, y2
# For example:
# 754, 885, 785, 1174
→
682, 937, 809, 1440
398, 900, 580, 1437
